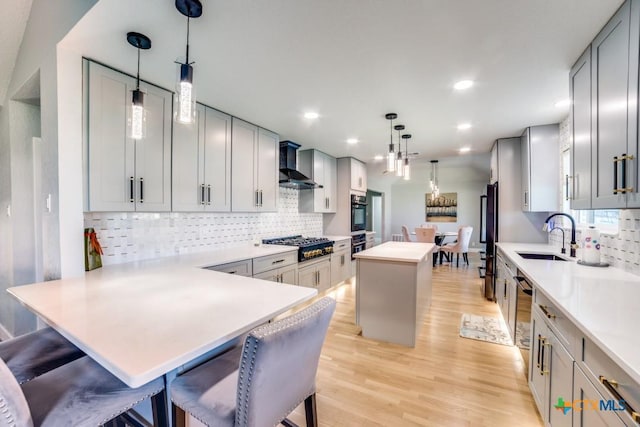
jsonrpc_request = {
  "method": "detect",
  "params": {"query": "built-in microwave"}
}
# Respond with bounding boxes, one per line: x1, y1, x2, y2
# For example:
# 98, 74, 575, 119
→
351, 194, 367, 232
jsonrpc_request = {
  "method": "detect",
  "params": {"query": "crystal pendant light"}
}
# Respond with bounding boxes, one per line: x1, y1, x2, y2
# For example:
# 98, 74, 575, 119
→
430, 160, 440, 200
126, 32, 151, 140
385, 113, 397, 172
402, 134, 411, 180
395, 124, 405, 176
174, 0, 202, 125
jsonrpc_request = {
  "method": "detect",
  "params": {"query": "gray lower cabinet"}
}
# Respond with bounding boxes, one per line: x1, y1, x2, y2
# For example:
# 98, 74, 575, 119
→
530, 305, 574, 427
252, 252, 298, 285
298, 258, 331, 292
204, 259, 252, 277
573, 365, 626, 427
253, 264, 298, 285
330, 248, 351, 286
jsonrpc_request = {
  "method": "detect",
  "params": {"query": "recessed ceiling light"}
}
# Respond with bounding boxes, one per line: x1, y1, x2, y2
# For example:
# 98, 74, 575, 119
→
459, 147, 471, 153
304, 112, 319, 119
347, 138, 359, 144
454, 80, 474, 90
457, 123, 472, 130
374, 155, 384, 161
554, 99, 571, 108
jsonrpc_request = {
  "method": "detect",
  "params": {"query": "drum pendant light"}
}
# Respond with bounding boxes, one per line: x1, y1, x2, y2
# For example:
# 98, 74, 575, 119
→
174, 0, 202, 124
126, 32, 151, 140
402, 134, 411, 180
395, 124, 405, 177
385, 113, 397, 172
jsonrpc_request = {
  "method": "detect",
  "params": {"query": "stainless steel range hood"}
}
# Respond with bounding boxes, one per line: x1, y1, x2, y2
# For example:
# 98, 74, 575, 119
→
279, 141, 322, 189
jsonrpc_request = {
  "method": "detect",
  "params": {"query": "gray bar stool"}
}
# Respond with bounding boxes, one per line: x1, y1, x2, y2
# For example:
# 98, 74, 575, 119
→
0, 355, 166, 426
0, 327, 85, 384
170, 297, 336, 427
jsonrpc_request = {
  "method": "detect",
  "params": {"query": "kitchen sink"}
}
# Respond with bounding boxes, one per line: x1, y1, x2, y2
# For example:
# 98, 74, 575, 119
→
517, 252, 568, 261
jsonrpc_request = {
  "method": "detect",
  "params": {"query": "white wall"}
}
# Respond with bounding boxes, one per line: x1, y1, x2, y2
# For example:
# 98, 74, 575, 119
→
369, 154, 490, 246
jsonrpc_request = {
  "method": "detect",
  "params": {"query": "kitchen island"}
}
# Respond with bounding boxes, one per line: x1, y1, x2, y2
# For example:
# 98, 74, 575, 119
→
354, 241, 435, 347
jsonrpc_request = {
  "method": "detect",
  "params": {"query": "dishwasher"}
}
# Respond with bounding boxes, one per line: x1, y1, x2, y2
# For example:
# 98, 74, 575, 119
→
514, 272, 533, 376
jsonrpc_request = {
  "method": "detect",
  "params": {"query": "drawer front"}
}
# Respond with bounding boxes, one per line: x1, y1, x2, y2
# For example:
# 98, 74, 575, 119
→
581, 337, 640, 425
253, 251, 297, 275
333, 238, 351, 251
574, 364, 626, 427
535, 291, 580, 356
205, 259, 252, 277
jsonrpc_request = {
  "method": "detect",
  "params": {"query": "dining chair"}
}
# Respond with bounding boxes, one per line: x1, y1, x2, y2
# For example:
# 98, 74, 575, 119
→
0, 327, 84, 385
421, 224, 438, 231
415, 227, 438, 267
439, 226, 473, 267
169, 296, 337, 427
401, 225, 412, 242
0, 355, 166, 426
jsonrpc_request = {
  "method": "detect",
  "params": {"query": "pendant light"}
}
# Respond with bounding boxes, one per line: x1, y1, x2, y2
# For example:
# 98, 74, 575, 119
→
394, 124, 405, 177
385, 113, 397, 172
174, 0, 202, 124
430, 160, 440, 200
402, 134, 411, 180
126, 32, 151, 140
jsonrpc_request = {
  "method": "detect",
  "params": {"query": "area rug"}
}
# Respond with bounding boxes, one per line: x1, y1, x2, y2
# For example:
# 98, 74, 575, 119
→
459, 313, 512, 346
515, 321, 531, 349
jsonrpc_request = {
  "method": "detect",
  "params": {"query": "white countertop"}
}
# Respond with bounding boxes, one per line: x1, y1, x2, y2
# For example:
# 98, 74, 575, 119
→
8, 244, 316, 388
354, 241, 435, 263
496, 242, 640, 384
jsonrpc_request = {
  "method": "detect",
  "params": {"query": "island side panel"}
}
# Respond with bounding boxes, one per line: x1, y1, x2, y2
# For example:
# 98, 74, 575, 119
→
415, 257, 432, 331
357, 258, 420, 347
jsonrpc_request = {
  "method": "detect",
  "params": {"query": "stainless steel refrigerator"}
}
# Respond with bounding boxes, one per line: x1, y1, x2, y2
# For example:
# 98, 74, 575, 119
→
480, 181, 548, 301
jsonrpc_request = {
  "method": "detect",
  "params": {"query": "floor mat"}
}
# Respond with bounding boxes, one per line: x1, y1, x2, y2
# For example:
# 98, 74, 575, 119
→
459, 313, 512, 346
515, 321, 531, 349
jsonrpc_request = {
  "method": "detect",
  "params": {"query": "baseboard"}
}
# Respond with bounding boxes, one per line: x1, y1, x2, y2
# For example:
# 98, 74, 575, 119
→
0, 322, 13, 341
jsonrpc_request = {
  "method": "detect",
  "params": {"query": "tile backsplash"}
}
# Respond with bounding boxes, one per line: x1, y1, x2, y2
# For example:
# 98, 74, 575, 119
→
84, 188, 323, 266
548, 210, 640, 275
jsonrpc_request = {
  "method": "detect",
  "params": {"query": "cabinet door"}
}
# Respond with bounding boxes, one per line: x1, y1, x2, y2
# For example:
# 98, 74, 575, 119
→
490, 143, 498, 184
257, 128, 279, 212
529, 308, 548, 416
203, 108, 232, 212
280, 264, 298, 285
317, 260, 331, 292
172, 104, 205, 211
297, 264, 318, 289
548, 334, 574, 427
253, 269, 280, 282
626, 0, 640, 208
573, 365, 625, 427
570, 47, 593, 210
521, 128, 531, 211
133, 82, 172, 212
591, 1, 630, 209
331, 249, 351, 286
313, 151, 327, 212
87, 61, 136, 212
350, 159, 366, 192
231, 118, 258, 212
325, 154, 337, 212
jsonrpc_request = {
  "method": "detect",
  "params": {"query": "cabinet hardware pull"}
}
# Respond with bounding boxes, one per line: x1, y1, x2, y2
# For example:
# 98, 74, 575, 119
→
341, 254, 345, 266
129, 177, 135, 202
614, 154, 635, 194
565, 175, 571, 201
272, 259, 285, 264
524, 191, 528, 206
539, 304, 556, 319
259, 190, 263, 207
599, 376, 640, 422
201, 184, 206, 205
541, 340, 551, 375
139, 178, 144, 203
229, 271, 236, 274
614, 156, 618, 194
540, 336, 546, 375
255, 190, 259, 206
536, 334, 542, 368
207, 185, 211, 205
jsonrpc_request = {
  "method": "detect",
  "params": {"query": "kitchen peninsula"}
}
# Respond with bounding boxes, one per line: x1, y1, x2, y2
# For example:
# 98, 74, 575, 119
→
354, 242, 435, 347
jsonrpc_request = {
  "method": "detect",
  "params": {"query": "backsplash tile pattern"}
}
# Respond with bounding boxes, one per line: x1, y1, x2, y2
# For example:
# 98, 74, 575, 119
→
84, 188, 323, 266
548, 210, 640, 275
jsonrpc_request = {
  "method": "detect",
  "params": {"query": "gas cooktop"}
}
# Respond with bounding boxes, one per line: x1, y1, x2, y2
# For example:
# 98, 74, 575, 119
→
263, 235, 334, 262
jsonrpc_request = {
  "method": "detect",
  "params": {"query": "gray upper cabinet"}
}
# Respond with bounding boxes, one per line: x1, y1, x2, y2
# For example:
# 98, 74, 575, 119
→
570, 47, 592, 210
172, 104, 231, 212
231, 119, 278, 212
298, 149, 337, 213
521, 125, 559, 212
85, 60, 171, 212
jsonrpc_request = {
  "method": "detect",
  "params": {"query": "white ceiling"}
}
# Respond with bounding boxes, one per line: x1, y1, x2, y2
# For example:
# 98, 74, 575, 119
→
0, 0, 33, 105
61, 0, 624, 164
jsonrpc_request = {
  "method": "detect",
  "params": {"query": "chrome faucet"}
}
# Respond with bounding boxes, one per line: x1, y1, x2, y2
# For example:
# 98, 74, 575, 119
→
543, 213, 577, 257
550, 227, 566, 254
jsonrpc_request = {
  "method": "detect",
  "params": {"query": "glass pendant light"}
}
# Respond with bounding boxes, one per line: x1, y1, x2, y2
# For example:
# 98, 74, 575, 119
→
126, 32, 151, 140
385, 113, 397, 172
174, 0, 202, 125
402, 134, 411, 180
395, 124, 405, 176
430, 160, 440, 200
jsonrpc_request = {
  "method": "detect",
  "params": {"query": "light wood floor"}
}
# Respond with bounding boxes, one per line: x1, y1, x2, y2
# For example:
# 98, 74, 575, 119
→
288, 254, 543, 426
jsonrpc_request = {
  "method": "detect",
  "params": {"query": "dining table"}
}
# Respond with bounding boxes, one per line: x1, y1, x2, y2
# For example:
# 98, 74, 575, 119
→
7, 247, 317, 426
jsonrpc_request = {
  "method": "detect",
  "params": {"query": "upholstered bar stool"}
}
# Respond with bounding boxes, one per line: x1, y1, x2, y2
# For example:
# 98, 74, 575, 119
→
0, 355, 166, 426
170, 297, 336, 427
0, 327, 84, 384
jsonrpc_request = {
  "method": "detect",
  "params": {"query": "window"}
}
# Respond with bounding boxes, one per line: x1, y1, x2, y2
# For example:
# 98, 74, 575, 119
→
561, 148, 619, 232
